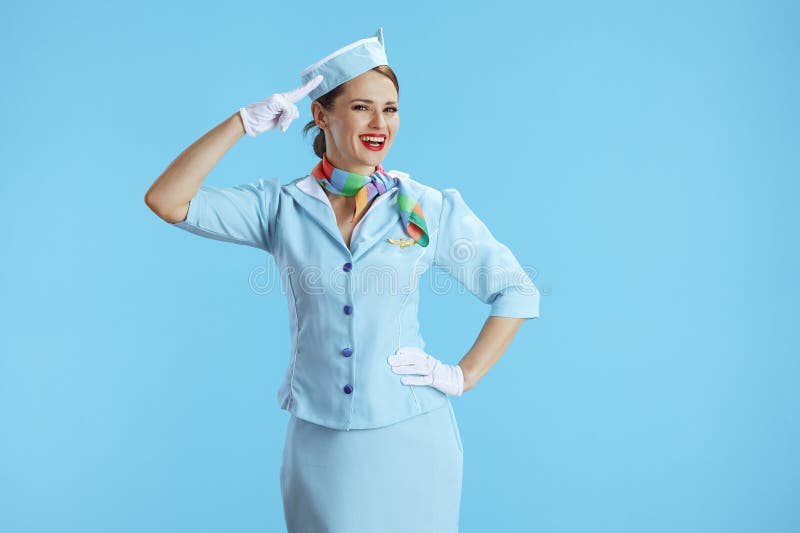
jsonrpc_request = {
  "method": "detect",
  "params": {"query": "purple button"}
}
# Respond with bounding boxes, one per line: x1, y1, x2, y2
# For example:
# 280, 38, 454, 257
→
343, 262, 352, 272
342, 347, 353, 357
343, 384, 353, 394
343, 305, 352, 315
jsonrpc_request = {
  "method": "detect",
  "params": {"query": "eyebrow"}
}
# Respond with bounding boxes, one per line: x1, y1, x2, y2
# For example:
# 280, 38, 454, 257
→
349, 98, 399, 105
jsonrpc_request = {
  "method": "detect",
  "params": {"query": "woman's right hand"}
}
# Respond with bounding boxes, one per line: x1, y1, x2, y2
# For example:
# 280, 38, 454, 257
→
239, 75, 324, 137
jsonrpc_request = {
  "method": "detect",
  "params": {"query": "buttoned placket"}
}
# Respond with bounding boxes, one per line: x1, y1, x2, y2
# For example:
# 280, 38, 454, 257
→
296, 175, 398, 421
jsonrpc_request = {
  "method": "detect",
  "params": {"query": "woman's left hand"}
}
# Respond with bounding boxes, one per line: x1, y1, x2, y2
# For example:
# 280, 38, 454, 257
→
388, 347, 464, 396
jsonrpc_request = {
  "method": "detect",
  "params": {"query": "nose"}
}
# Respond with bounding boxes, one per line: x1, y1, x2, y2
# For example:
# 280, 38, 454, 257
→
369, 109, 387, 129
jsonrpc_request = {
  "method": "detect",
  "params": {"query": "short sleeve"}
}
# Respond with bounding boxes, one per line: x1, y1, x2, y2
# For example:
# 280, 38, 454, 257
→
433, 188, 540, 319
170, 178, 280, 253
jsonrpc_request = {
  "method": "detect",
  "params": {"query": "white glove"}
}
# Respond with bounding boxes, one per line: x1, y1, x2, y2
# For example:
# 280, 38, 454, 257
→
388, 346, 464, 396
239, 75, 323, 137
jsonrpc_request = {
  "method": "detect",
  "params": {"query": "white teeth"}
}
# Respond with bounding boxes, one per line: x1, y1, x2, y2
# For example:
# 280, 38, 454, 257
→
359, 135, 385, 142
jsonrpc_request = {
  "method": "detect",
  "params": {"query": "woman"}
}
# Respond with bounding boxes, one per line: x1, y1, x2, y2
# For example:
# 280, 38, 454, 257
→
145, 27, 539, 533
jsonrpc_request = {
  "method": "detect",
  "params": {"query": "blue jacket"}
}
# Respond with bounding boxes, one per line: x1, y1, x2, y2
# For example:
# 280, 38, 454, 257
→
170, 170, 539, 430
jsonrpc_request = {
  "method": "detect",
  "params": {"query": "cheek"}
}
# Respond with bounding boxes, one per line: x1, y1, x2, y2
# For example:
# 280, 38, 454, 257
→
347, 119, 368, 136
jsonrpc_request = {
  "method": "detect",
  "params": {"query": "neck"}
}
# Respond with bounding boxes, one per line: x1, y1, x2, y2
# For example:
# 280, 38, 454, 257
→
325, 152, 378, 176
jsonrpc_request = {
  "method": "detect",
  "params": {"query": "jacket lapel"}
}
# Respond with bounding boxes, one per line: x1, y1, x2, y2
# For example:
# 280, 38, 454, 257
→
288, 174, 349, 253
288, 173, 403, 259
349, 189, 401, 260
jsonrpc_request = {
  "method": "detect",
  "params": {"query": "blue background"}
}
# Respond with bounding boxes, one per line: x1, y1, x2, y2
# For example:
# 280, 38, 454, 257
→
2, 1, 798, 532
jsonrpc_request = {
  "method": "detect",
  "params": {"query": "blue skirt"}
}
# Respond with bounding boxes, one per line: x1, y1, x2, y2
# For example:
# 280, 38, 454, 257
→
280, 401, 464, 533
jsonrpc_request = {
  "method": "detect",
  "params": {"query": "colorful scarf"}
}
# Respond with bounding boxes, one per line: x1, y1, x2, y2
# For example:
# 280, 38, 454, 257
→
310, 153, 429, 247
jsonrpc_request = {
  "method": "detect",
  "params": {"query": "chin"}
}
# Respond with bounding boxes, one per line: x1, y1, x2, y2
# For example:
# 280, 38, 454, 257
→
357, 151, 385, 164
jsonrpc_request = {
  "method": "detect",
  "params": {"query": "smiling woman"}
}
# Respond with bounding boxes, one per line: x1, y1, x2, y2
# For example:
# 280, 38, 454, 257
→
146, 26, 539, 533
302, 65, 399, 172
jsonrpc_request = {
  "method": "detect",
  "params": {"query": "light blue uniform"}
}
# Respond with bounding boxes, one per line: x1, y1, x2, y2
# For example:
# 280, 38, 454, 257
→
170, 169, 539, 532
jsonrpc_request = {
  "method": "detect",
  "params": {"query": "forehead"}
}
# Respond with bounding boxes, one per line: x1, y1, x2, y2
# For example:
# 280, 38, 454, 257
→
341, 70, 397, 100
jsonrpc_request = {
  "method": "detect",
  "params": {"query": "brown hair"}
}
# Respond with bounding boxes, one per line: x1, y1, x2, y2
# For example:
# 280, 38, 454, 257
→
302, 65, 399, 158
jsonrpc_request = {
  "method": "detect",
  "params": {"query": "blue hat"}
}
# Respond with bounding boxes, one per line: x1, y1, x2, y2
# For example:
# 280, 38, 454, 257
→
300, 27, 389, 101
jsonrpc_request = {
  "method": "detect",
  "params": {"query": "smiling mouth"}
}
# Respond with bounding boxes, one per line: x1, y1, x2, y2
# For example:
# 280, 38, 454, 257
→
359, 134, 386, 150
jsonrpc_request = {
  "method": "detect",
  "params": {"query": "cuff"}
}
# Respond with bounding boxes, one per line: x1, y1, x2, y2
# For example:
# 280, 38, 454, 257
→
489, 286, 540, 319
170, 189, 206, 229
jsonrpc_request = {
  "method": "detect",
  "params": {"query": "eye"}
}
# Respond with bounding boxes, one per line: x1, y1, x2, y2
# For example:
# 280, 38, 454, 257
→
353, 104, 399, 112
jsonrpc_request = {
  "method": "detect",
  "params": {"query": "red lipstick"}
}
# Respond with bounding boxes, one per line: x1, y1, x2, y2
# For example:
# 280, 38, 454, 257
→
359, 134, 386, 151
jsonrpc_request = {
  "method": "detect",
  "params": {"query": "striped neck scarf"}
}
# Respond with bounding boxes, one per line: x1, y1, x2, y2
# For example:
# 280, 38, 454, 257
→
310, 153, 429, 247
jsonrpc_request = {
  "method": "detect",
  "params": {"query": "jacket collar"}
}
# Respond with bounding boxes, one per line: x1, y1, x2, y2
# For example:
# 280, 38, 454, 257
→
288, 173, 403, 259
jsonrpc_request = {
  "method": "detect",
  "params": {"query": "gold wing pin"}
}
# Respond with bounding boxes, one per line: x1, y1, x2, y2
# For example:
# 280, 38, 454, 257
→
386, 238, 418, 248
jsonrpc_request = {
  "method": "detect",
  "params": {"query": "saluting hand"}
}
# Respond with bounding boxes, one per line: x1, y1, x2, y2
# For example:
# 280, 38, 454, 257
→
239, 74, 324, 137
388, 347, 464, 397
